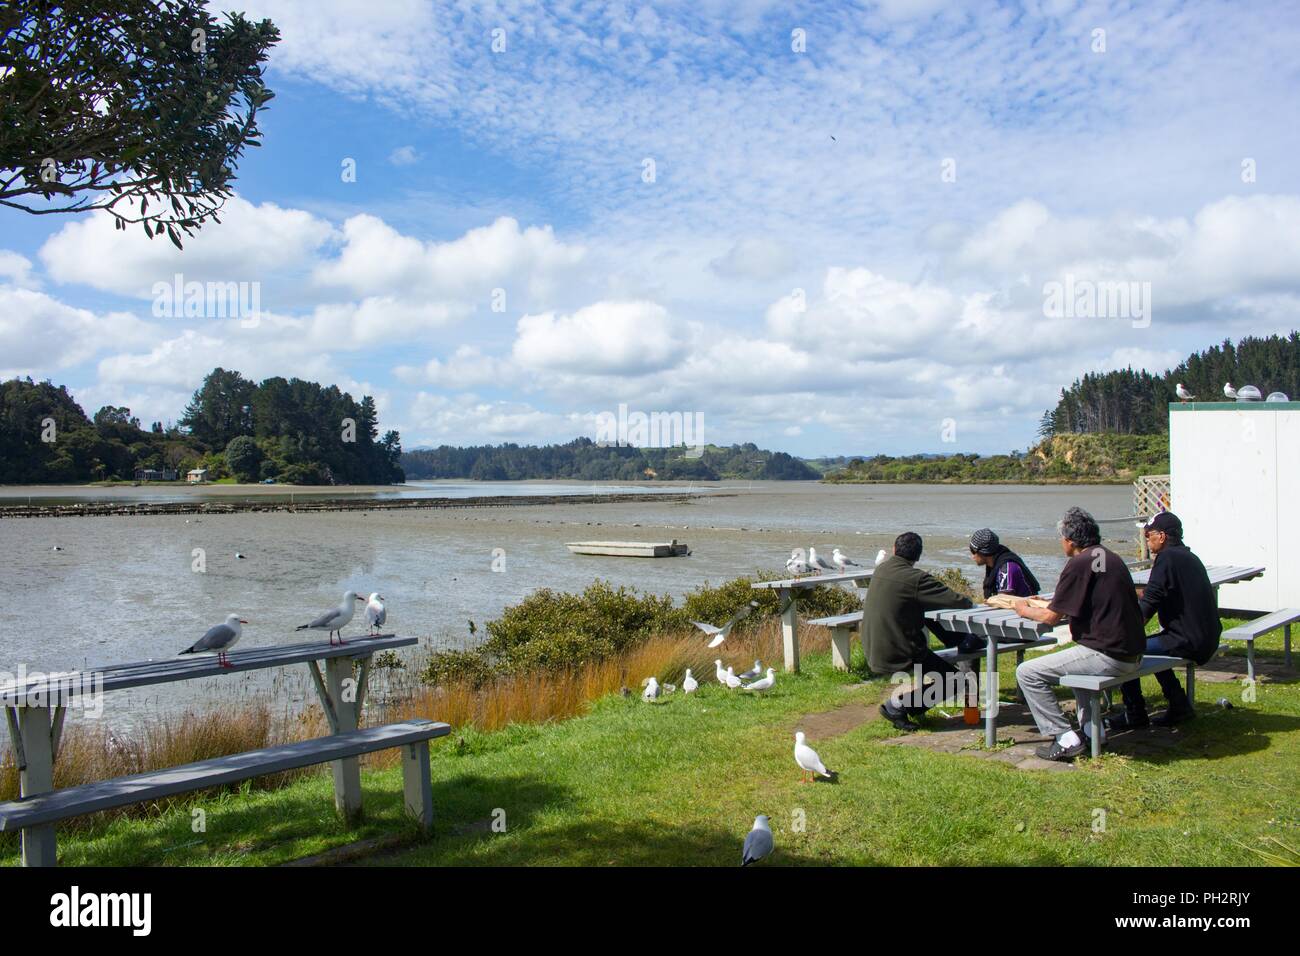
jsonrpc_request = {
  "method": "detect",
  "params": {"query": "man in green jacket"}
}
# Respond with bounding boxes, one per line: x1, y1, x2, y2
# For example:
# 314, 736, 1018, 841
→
865, 532, 975, 729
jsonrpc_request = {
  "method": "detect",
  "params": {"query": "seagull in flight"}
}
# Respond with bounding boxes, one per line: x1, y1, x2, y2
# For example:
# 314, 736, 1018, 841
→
296, 591, 365, 645
181, 614, 246, 669
692, 602, 757, 648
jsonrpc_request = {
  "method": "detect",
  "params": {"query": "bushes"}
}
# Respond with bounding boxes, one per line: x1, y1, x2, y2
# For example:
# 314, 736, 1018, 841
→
417, 572, 866, 688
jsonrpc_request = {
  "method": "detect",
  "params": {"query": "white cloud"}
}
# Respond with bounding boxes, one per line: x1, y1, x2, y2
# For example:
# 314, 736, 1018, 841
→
709, 238, 797, 280
388, 145, 419, 166
0, 288, 157, 378
512, 301, 687, 375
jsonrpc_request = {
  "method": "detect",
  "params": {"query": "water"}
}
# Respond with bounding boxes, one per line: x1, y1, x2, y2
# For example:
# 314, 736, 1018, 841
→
0, 481, 1132, 729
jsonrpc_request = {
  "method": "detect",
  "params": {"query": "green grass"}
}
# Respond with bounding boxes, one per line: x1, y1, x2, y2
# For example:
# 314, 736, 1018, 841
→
9, 625, 1298, 867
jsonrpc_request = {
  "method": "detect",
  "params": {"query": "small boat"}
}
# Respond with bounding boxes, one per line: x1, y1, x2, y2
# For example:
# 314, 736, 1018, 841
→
566, 539, 691, 558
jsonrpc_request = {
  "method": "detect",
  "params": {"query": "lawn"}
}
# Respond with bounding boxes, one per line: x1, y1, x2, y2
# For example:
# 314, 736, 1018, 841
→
9, 626, 1299, 867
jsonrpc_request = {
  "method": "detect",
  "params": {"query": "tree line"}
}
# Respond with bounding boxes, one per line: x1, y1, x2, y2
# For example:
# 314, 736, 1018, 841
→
0, 369, 402, 485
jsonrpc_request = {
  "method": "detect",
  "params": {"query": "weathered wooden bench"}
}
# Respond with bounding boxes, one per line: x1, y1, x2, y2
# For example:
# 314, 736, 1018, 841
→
1061, 655, 1193, 758
807, 612, 1056, 672
1221, 608, 1298, 682
0, 719, 449, 866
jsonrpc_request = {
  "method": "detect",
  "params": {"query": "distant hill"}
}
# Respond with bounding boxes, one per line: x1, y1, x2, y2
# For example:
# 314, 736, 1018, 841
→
401, 438, 819, 481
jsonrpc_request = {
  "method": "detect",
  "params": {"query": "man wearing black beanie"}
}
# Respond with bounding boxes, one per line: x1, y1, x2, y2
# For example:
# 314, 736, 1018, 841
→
969, 528, 1041, 599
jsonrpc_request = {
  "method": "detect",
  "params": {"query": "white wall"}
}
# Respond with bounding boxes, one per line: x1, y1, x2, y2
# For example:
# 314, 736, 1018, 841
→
1169, 404, 1299, 612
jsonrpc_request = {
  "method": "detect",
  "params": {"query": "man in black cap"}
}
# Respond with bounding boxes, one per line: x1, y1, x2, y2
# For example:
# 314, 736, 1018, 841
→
969, 528, 1041, 599
1109, 511, 1220, 729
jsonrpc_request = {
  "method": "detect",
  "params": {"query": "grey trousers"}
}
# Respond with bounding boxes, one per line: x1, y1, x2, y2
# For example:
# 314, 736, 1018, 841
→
1015, 644, 1141, 739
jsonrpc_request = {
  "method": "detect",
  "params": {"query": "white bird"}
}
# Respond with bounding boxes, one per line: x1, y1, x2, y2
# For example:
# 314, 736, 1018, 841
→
785, 549, 812, 576
1224, 382, 1238, 400
1176, 382, 1196, 402
364, 592, 386, 635
181, 614, 246, 669
808, 546, 838, 573
742, 667, 777, 693
794, 730, 836, 782
682, 669, 698, 694
724, 666, 744, 689
643, 677, 661, 702
738, 660, 763, 680
741, 815, 774, 867
715, 659, 729, 686
692, 602, 756, 649
874, 548, 888, 566
296, 590, 366, 646
832, 548, 860, 571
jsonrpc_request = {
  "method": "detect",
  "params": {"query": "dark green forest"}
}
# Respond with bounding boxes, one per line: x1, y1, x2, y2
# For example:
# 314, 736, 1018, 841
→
401, 438, 818, 481
1040, 333, 1300, 436
0, 369, 402, 485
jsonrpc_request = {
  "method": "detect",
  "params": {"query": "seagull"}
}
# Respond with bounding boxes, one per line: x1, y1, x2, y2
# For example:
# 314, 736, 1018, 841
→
742, 815, 774, 866
874, 549, 888, 566
692, 602, 757, 649
742, 668, 777, 693
643, 677, 661, 702
682, 669, 698, 694
738, 660, 763, 680
296, 590, 365, 645
181, 614, 246, 669
364, 592, 386, 635
235, 552, 246, 560
725, 666, 744, 689
715, 659, 729, 686
1224, 382, 1238, 400
786, 550, 812, 576
794, 730, 836, 782
832, 548, 860, 571
1175, 383, 1196, 402
808, 546, 838, 574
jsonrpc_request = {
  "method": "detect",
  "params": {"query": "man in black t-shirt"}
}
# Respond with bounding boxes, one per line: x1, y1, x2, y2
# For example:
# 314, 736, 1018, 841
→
1108, 512, 1219, 730
1013, 507, 1146, 761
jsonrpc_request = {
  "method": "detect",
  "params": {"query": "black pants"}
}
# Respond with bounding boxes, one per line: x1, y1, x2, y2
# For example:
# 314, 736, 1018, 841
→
893, 649, 967, 715
1120, 633, 1191, 715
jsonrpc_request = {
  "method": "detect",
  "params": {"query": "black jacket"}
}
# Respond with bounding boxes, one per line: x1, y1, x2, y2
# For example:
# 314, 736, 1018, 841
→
863, 555, 974, 674
981, 546, 1042, 599
1140, 542, 1221, 665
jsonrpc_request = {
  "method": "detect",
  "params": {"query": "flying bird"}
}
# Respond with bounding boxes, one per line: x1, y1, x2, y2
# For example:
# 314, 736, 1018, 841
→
738, 660, 763, 681
682, 668, 698, 694
1224, 382, 1238, 400
742, 815, 774, 866
742, 668, 776, 693
808, 546, 838, 574
794, 731, 836, 782
692, 602, 757, 648
296, 591, 365, 646
1175, 383, 1196, 402
364, 592, 386, 635
181, 614, 246, 668
832, 548, 860, 571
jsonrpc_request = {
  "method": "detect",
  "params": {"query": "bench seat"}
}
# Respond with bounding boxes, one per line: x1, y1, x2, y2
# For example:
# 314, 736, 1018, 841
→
1061, 655, 1193, 757
0, 719, 449, 865
1221, 608, 1298, 681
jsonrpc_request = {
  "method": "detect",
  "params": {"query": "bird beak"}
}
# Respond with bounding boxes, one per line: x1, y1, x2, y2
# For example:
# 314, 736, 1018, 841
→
355, 595, 366, 602
239, 619, 249, 624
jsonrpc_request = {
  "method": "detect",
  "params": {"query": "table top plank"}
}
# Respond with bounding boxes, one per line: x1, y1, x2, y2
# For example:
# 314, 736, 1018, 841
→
752, 569, 874, 590
0, 635, 417, 702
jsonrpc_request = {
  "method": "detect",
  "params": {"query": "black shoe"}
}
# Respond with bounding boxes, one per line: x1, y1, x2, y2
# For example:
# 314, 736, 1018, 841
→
1035, 737, 1087, 761
879, 703, 916, 731
1105, 711, 1150, 732
1153, 705, 1195, 727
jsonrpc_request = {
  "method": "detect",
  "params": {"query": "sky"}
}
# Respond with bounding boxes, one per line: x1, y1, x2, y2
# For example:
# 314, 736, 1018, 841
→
3, 0, 1300, 456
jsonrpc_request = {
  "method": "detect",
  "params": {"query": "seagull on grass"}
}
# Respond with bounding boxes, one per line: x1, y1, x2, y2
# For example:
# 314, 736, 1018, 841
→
742, 668, 776, 693
725, 666, 744, 689
742, 815, 774, 866
738, 660, 763, 680
181, 614, 246, 669
794, 731, 836, 782
682, 669, 698, 694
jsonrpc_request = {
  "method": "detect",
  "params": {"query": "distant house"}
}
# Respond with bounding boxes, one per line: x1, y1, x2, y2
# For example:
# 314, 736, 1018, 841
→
134, 468, 178, 482
187, 468, 209, 484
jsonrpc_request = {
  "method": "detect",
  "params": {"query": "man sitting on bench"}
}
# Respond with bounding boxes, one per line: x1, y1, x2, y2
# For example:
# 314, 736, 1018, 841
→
1108, 511, 1218, 730
969, 527, 1041, 599
1013, 507, 1146, 761
866, 532, 975, 730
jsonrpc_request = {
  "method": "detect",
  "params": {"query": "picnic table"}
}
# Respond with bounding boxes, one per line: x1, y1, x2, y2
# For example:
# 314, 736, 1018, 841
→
0, 634, 415, 866
925, 563, 1267, 747
752, 569, 874, 672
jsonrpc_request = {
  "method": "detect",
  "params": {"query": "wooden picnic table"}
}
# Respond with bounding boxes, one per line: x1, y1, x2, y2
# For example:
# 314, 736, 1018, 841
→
926, 563, 1267, 748
0, 634, 415, 866
752, 569, 874, 672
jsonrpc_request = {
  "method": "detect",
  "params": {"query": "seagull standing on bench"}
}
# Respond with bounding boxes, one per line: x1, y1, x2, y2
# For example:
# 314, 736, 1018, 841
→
786, 550, 812, 576
794, 731, 836, 782
692, 602, 756, 648
365, 592, 386, 635
809, 546, 838, 573
297, 590, 365, 645
832, 548, 859, 572
180, 614, 246, 669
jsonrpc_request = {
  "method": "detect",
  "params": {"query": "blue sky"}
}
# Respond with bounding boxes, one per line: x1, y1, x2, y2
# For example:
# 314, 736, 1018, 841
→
4, 0, 1300, 456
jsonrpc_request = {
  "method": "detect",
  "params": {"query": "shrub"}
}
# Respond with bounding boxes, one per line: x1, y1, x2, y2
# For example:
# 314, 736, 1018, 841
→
934, 567, 979, 602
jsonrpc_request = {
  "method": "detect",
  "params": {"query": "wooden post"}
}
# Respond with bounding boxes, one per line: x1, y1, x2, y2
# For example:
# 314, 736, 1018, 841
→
324, 657, 362, 826
400, 741, 433, 835
18, 707, 57, 867
780, 588, 799, 673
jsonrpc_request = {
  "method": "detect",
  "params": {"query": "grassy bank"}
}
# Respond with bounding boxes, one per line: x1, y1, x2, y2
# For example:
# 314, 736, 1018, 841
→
9, 620, 1297, 867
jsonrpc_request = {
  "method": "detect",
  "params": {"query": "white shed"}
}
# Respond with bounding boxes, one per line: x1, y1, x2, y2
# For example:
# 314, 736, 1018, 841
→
1169, 401, 1300, 613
